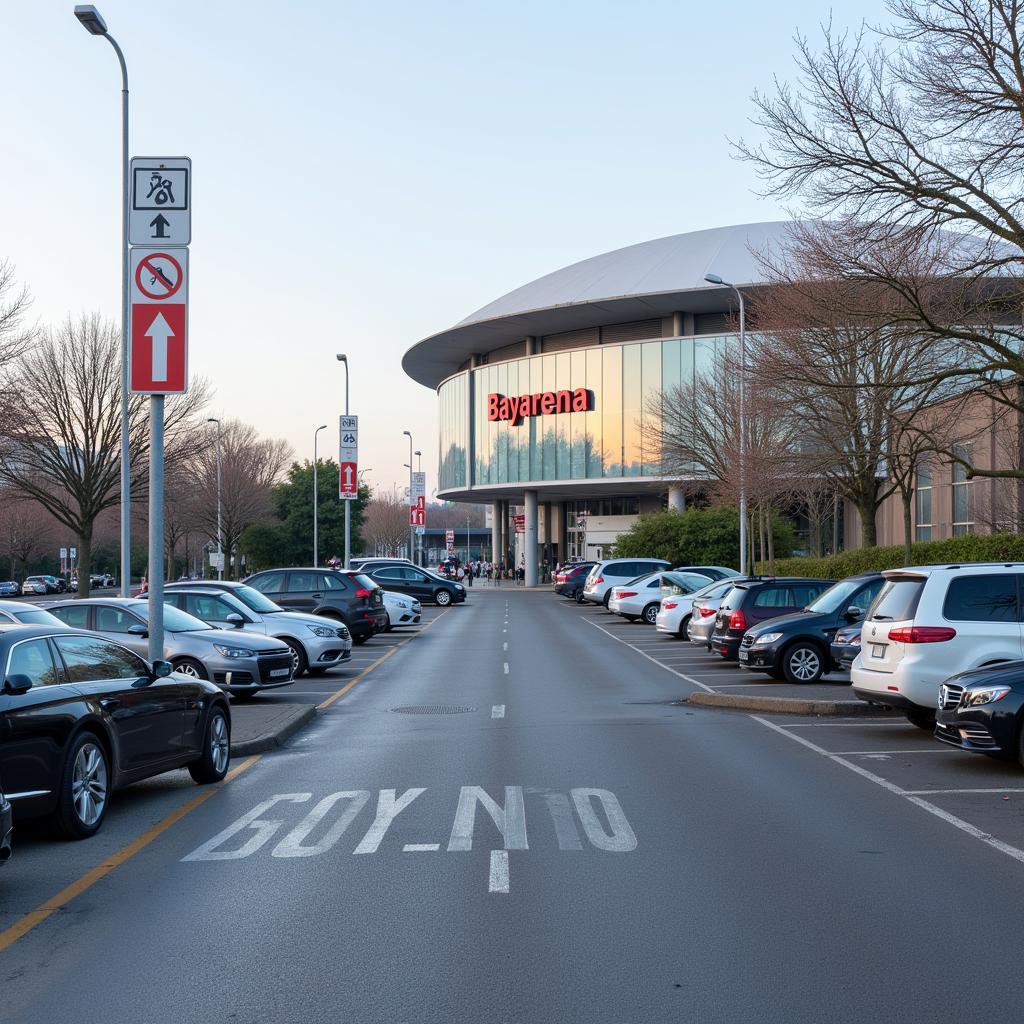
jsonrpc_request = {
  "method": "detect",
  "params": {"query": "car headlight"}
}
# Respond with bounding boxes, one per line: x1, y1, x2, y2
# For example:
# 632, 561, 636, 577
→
751, 632, 783, 647
455, 584, 464, 591
306, 624, 336, 638
962, 686, 1011, 707
213, 644, 254, 658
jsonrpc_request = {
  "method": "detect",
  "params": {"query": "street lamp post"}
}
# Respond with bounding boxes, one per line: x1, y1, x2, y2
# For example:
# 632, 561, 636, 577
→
704, 273, 747, 575
336, 354, 351, 568
313, 423, 327, 566
206, 418, 223, 580
414, 450, 422, 565
403, 430, 414, 564
75, 5, 132, 597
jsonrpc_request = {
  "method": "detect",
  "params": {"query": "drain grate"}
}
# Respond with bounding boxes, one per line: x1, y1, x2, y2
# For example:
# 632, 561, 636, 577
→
390, 704, 477, 715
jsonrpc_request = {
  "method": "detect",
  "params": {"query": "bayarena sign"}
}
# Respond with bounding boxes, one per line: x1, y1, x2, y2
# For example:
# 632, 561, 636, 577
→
487, 389, 594, 426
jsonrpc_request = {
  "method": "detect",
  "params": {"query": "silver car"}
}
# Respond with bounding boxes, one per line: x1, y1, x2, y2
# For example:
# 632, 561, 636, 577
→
687, 579, 749, 646
0, 600, 66, 627
163, 582, 352, 677
382, 590, 422, 629
46, 597, 295, 696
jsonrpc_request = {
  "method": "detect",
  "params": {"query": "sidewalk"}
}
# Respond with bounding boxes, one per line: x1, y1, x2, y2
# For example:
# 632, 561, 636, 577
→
230, 702, 317, 756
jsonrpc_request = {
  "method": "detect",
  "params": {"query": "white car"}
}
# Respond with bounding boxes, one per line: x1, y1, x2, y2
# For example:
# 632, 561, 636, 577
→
382, 590, 421, 630
610, 570, 713, 624
851, 563, 1024, 728
582, 559, 671, 608
657, 578, 731, 638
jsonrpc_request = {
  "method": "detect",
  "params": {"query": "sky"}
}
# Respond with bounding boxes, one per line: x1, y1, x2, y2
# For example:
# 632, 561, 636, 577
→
2, 0, 890, 497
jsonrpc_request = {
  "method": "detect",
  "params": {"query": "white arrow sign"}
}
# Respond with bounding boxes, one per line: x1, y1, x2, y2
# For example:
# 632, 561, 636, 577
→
145, 312, 174, 382
342, 464, 354, 489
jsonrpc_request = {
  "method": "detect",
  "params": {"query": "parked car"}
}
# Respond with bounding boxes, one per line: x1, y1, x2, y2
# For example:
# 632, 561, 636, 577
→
672, 565, 742, 582
0, 775, 11, 864
852, 563, 1024, 728
609, 570, 713, 624
0, 581, 21, 598
0, 624, 231, 838
350, 557, 413, 571
242, 568, 388, 642
21, 577, 50, 596
710, 577, 834, 661
582, 559, 672, 608
934, 662, 1024, 763
47, 597, 296, 697
656, 578, 733, 639
553, 562, 597, 602
830, 622, 863, 673
361, 563, 467, 607
164, 581, 353, 675
0, 601, 67, 627
737, 573, 885, 683
382, 591, 422, 629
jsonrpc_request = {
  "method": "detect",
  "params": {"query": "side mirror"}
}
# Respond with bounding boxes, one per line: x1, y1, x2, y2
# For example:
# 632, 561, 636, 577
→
128, 623, 149, 637
845, 605, 864, 622
151, 660, 173, 679
226, 613, 244, 629
3, 674, 32, 695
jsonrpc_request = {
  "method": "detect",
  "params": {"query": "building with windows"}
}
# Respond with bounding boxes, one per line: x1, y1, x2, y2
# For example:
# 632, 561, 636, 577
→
404, 222, 1018, 583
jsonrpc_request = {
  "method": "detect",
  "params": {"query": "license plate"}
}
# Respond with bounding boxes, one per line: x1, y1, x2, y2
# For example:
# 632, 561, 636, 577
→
870, 644, 886, 658
738, 650, 748, 661
270, 668, 290, 678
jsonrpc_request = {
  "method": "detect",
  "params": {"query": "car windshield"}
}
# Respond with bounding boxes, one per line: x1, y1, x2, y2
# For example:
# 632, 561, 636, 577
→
700, 580, 737, 601
626, 572, 659, 586
805, 578, 865, 615
129, 602, 213, 633
13, 608, 64, 626
719, 585, 746, 610
229, 585, 284, 613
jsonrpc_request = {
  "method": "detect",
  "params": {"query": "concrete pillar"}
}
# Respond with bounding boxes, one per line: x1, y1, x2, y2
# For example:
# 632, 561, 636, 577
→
524, 490, 538, 587
671, 312, 685, 337
491, 500, 501, 562
668, 486, 686, 513
525, 336, 539, 356
499, 501, 509, 569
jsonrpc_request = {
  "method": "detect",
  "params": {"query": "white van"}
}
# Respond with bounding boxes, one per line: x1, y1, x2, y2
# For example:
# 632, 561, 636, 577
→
851, 563, 1024, 727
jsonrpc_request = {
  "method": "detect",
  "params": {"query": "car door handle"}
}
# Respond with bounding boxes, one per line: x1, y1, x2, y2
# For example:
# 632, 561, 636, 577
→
98, 697, 120, 710
312, 593, 323, 599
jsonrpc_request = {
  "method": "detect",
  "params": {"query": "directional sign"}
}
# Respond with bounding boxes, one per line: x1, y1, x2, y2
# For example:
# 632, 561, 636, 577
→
339, 416, 358, 500
411, 472, 426, 502
339, 461, 358, 498
445, 529, 455, 552
129, 248, 188, 394
410, 507, 426, 527
129, 157, 191, 246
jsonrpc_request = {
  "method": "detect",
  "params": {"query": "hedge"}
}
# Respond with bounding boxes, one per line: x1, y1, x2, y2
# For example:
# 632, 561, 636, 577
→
761, 532, 1024, 579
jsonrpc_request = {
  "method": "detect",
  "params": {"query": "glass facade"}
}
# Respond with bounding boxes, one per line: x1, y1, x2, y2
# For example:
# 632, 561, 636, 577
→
437, 335, 732, 492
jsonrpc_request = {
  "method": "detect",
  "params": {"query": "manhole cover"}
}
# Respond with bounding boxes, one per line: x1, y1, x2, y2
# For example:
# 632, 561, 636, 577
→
390, 704, 477, 715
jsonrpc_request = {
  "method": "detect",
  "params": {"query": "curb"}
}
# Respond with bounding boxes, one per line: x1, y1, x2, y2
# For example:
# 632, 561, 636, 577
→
686, 691, 892, 717
230, 704, 318, 756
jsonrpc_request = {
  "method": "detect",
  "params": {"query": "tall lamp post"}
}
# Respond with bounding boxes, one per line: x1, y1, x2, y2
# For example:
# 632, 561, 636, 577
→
403, 430, 414, 564
336, 354, 351, 568
206, 419, 223, 580
75, 5, 132, 597
414, 450, 422, 565
704, 272, 747, 575
313, 423, 327, 566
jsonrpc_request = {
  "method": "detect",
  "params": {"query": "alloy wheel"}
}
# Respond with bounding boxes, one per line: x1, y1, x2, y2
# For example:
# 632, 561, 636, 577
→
177, 661, 201, 678
788, 647, 821, 682
210, 714, 230, 774
436, 590, 451, 606
643, 604, 658, 624
72, 742, 108, 827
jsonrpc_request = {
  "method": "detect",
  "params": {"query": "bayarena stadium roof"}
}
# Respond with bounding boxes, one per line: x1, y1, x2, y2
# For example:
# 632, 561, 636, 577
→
403, 221, 793, 389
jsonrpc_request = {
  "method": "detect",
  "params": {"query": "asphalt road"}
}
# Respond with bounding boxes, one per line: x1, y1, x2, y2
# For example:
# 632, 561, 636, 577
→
5, 588, 1024, 1022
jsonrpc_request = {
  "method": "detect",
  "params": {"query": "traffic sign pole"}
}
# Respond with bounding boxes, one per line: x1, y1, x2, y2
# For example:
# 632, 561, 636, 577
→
148, 397, 164, 662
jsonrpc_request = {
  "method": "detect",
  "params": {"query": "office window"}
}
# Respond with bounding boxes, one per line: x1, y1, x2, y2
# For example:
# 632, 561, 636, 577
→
952, 445, 973, 536
915, 462, 932, 541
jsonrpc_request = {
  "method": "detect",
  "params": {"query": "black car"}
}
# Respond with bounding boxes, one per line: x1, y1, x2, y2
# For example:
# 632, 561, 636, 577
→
710, 577, 835, 662
362, 563, 467, 606
0, 777, 11, 865
554, 562, 596, 603
737, 573, 885, 683
0, 624, 231, 839
830, 622, 863, 673
243, 568, 388, 643
935, 663, 1024, 764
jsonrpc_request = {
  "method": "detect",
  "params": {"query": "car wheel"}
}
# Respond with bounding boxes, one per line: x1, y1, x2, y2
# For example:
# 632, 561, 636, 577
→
676, 615, 691, 639
602, 592, 612, 610
52, 732, 110, 840
574, 589, 585, 604
353, 634, 368, 645
188, 706, 231, 784
283, 639, 309, 677
435, 589, 452, 606
172, 657, 208, 680
642, 603, 659, 625
905, 707, 936, 730
782, 643, 824, 684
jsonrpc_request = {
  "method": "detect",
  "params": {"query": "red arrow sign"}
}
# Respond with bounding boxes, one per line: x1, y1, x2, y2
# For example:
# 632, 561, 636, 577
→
130, 303, 187, 393
339, 461, 358, 497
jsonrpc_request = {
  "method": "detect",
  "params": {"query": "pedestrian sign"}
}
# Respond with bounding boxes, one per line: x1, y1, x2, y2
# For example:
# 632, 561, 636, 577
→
129, 157, 191, 246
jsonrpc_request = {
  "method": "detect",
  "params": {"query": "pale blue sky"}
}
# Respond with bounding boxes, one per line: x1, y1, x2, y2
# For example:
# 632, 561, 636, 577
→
2, 0, 888, 494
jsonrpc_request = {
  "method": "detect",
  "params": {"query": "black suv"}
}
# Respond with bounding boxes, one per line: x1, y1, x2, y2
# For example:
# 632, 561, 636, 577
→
360, 562, 467, 606
710, 577, 834, 661
243, 568, 387, 643
738, 573, 885, 683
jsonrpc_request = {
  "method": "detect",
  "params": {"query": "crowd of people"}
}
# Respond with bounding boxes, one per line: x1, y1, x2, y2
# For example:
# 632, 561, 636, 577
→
438, 558, 529, 586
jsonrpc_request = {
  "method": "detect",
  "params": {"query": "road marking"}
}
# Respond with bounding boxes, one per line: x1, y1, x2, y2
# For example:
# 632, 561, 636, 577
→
503, 642, 508, 651
448, 786, 528, 851
832, 749, 956, 755
492, 704, 505, 718
489, 850, 510, 893
503, 662, 509, 674
353, 788, 426, 854
542, 792, 583, 849
404, 843, 440, 852
0, 754, 261, 952
583, 617, 714, 692
752, 715, 1024, 867
905, 788, 1024, 795
781, 721, 905, 727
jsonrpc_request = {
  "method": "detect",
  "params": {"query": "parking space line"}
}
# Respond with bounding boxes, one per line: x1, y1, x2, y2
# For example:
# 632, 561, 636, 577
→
752, 715, 1024, 867
782, 721, 906, 727
906, 788, 1024, 794
832, 749, 956, 755
489, 850, 510, 893
403, 843, 441, 852
583, 617, 714, 693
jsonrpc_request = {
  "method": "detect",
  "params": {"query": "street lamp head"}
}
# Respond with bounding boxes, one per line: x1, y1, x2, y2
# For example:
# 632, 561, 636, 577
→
415, 450, 422, 457
402, 430, 412, 438
74, 5, 108, 34
703, 273, 724, 286
336, 353, 347, 363
316, 423, 327, 431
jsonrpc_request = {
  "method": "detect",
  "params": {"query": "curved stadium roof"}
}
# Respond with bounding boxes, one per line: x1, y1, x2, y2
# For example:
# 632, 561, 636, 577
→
403, 221, 794, 388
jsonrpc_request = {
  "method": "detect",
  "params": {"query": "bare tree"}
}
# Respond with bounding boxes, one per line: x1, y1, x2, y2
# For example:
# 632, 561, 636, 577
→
0, 493, 58, 581
0, 315, 211, 594
363, 487, 412, 555
0, 261, 35, 419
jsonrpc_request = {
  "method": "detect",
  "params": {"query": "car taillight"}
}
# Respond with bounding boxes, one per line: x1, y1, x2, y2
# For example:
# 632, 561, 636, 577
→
728, 609, 746, 631
663, 600, 678, 610
355, 587, 372, 599
594, 576, 603, 585
699, 607, 716, 617
618, 591, 637, 598
887, 626, 957, 643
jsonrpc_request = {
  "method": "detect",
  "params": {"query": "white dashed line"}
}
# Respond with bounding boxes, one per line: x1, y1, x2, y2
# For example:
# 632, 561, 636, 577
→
503, 642, 508, 651
489, 850, 510, 893
403, 843, 440, 852
503, 662, 509, 674
491, 704, 505, 719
